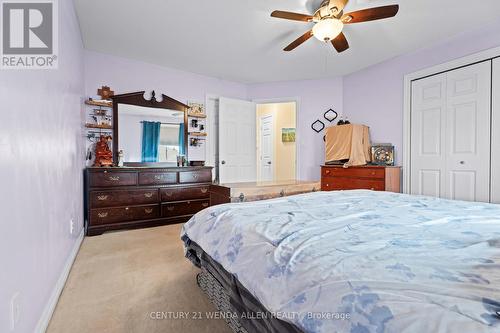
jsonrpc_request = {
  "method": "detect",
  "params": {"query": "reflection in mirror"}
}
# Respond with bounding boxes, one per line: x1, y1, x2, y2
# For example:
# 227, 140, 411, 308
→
118, 104, 185, 163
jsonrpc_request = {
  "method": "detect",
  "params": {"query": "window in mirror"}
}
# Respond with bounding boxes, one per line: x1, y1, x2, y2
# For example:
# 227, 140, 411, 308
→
158, 124, 181, 163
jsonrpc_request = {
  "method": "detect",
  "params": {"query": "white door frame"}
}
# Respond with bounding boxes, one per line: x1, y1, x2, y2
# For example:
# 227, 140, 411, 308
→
253, 97, 300, 181
403, 46, 500, 194
258, 114, 274, 181
205, 93, 219, 180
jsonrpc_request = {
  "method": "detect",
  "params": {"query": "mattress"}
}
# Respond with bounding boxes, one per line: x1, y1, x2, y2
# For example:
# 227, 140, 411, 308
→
181, 190, 500, 333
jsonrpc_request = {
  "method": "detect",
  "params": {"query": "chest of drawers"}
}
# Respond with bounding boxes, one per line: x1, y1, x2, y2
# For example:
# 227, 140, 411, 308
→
84, 167, 212, 236
321, 165, 401, 193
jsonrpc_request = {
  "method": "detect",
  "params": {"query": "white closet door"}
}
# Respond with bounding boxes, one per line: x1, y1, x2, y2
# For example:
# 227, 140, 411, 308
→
445, 61, 491, 202
410, 73, 447, 197
219, 97, 256, 183
410, 61, 491, 202
492, 58, 500, 204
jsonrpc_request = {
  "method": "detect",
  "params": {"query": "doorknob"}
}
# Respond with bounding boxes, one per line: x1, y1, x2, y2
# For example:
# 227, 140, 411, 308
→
221, 160, 226, 165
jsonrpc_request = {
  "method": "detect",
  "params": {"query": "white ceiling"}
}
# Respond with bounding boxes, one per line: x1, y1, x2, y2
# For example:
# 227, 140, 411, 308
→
75, 0, 500, 83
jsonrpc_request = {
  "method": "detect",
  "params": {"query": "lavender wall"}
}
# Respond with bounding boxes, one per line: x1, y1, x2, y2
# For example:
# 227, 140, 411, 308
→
247, 78, 344, 180
0, 1, 85, 332
343, 19, 500, 165
84, 50, 248, 103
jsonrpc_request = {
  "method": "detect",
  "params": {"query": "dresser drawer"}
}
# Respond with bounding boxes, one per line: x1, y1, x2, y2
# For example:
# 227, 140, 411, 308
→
138, 172, 177, 185
90, 189, 159, 208
90, 205, 159, 225
322, 177, 385, 191
90, 171, 137, 187
322, 167, 385, 179
179, 170, 212, 184
160, 186, 210, 202
161, 200, 209, 217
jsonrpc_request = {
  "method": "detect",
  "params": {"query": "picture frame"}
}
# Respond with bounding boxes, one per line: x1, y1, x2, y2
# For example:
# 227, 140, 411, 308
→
371, 144, 395, 166
282, 128, 296, 142
188, 102, 205, 115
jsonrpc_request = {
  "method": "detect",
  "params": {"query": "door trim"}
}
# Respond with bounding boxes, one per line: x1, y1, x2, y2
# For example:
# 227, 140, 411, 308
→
253, 97, 300, 180
403, 45, 500, 194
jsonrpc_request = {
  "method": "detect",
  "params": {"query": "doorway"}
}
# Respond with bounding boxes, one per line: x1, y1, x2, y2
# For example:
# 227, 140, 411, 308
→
256, 102, 297, 182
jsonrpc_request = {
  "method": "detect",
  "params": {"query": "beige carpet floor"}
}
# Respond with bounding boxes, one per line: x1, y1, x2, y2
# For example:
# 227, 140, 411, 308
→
47, 224, 232, 333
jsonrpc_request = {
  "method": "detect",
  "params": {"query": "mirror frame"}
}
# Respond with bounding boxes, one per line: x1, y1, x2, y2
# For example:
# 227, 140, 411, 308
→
111, 90, 189, 166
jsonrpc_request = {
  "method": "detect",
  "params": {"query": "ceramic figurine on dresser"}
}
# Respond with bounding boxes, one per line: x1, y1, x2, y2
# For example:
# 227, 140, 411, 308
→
93, 135, 113, 167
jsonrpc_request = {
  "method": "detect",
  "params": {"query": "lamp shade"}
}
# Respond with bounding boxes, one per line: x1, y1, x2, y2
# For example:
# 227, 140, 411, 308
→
312, 19, 344, 42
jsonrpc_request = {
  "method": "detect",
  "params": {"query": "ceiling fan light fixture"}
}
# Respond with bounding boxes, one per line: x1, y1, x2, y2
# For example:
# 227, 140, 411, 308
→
312, 18, 344, 42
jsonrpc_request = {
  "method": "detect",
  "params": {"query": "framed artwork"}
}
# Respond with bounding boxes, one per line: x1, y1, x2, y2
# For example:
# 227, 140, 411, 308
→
282, 128, 296, 142
371, 144, 395, 166
188, 102, 205, 115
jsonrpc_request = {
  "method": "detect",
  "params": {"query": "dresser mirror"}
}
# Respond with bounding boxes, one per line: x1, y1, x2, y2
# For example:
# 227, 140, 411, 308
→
111, 91, 189, 166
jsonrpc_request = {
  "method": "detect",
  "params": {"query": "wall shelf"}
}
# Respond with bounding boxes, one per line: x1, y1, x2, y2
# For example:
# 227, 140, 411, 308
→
85, 123, 113, 130
85, 100, 112, 108
187, 113, 207, 118
189, 132, 207, 137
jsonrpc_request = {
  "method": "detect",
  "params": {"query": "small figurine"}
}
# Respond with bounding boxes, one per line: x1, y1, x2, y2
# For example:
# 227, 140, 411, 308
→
93, 135, 113, 167
117, 150, 124, 167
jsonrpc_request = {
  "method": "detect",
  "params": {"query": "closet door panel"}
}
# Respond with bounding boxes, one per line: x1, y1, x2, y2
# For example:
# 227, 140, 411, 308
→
492, 58, 500, 204
410, 74, 447, 197
445, 61, 491, 202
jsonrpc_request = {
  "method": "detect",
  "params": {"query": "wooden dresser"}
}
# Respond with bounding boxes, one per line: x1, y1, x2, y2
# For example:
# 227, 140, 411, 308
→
321, 165, 401, 193
84, 166, 213, 236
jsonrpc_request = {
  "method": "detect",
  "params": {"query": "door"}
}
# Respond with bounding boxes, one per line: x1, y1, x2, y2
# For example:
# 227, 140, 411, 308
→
411, 73, 447, 198
411, 61, 491, 202
219, 97, 256, 183
445, 62, 491, 202
260, 115, 274, 181
492, 58, 500, 204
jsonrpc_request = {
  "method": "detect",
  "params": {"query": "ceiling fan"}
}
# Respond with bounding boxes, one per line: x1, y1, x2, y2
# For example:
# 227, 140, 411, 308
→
271, 0, 399, 52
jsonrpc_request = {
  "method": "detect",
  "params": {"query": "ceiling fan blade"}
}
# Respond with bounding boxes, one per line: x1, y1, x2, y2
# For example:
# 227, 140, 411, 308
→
271, 10, 313, 22
331, 32, 349, 53
284, 30, 313, 51
342, 5, 399, 24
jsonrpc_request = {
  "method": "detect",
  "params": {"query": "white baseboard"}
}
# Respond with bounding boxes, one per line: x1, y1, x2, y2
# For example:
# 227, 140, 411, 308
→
35, 229, 85, 333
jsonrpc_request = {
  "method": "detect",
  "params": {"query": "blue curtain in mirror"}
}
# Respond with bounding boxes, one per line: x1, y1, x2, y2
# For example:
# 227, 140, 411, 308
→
141, 121, 161, 162
178, 123, 185, 155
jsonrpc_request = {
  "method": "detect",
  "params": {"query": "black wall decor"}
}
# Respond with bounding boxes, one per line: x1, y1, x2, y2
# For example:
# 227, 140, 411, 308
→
311, 119, 325, 133
311, 108, 339, 137
324, 109, 338, 123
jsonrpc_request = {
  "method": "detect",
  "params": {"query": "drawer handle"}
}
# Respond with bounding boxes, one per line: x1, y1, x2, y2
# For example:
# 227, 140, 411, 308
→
164, 191, 173, 197
167, 206, 174, 211
109, 176, 120, 181
154, 175, 162, 180
144, 208, 154, 214
370, 188, 375, 191
125, 207, 129, 211
193, 174, 198, 179
144, 192, 154, 198
98, 212, 108, 218
326, 184, 330, 187
97, 195, 109, 201
325, 170, 331, 174
202, 202, 209, 208
280, 190, 285, 197
201, 188, 208, 194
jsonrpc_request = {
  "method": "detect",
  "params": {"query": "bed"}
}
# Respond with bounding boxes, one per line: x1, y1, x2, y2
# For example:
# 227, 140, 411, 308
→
181, 190, 500, 333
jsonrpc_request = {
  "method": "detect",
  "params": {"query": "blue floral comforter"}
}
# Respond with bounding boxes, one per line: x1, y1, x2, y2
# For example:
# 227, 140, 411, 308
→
181, 190, 500, 333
